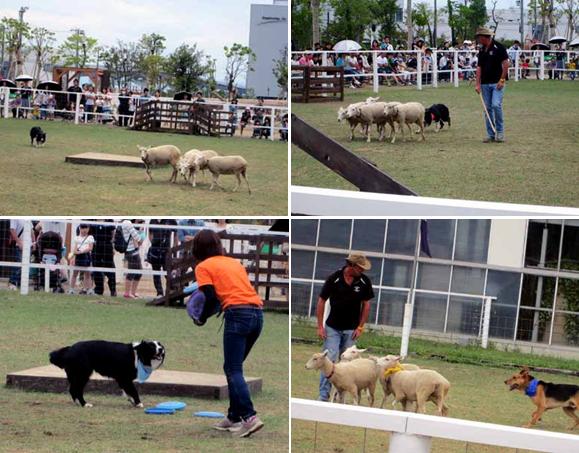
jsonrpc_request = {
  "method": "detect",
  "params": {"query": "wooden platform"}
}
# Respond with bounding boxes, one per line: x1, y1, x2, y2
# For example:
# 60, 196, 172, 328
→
6, 365, 262, 399
65, 152, 145, 168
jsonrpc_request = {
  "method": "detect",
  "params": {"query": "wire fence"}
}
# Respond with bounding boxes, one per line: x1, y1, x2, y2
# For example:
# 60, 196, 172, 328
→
0, 87, 288, 141
290, 49, 578, 92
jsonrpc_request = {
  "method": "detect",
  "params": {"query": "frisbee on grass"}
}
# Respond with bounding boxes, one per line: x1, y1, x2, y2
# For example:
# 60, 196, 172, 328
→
156, 401, 187, 411
194, 411, 225, 418
145, 407, 175, 415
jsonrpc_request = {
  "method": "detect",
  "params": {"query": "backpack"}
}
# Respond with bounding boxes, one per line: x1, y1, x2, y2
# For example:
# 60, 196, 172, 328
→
186, 287, 222, 326
113, 225, 128, 253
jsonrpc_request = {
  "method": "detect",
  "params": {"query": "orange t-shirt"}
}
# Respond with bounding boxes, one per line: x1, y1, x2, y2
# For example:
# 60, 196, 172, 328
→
195, 255, 263, 310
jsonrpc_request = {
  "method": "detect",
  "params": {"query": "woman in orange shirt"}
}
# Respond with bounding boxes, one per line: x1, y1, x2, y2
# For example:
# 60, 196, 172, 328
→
193, 229, 264, 438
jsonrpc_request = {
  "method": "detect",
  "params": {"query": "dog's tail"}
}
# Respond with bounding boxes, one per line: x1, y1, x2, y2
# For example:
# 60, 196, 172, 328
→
49, 346, 71, 369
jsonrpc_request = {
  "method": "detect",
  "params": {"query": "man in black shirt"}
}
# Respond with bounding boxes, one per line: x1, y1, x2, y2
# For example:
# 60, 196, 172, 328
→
90, 220, 117, 296
316, 253, 374, 401
147, 219, 177, 296
475, 27, 509, 143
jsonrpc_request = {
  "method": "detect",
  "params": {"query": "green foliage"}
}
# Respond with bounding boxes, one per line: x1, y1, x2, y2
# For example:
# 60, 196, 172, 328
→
413, 2, 433, 44
165, 43, 210, 93
138, 33, 166, 56
324, 0, 373, 44
224, 43, 255, 98
28, 27, 55, 82
1, 16, 32, 78
57, 31, 99, 68
273, 46, 288, 97
558, 264, 579, 346
291, 0, 313, 51
370, 0, 401, 42
101, 41, 142, 89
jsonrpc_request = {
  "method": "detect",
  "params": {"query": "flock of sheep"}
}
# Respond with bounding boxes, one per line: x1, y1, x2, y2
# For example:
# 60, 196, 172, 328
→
306, 345, 450, 416
137, 145, 251, 194
337, 96, 427, 144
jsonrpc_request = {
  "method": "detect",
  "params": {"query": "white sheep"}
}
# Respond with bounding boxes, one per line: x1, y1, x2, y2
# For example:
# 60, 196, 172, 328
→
305, 350, 378, 406
138, 145, 182, 183
178, 149, 219, 186
337, 97, 380, 141
345, 101, 401, 143
384, 102, 426, 144
194, 155, 251, 194
375, 355, 421, 408
378, 355, 449, 415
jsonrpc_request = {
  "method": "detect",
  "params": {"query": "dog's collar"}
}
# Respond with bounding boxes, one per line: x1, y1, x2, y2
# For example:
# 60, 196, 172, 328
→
525, 378, 539, 397
325, 363, 335, 379
384, 365, 404, 379
431, 112, 436, 121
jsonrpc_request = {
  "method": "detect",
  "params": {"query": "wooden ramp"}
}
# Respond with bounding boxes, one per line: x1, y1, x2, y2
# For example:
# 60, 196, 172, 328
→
6, 365, 262, 399
65, 152, 145, 168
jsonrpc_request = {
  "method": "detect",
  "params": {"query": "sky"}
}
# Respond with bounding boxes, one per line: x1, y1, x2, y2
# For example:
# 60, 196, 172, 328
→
0, 0, 270, 82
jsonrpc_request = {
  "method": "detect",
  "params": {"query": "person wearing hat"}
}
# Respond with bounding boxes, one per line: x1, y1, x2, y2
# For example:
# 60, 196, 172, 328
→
315, 252, 375, 402
475, 26, 509, 143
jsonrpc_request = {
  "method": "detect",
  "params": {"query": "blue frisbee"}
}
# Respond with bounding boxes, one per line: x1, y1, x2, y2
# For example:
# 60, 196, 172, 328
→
183, 281, 199, 295
194, 411, 225, 418
156, 401, 187, 411
145, 407, 175, 415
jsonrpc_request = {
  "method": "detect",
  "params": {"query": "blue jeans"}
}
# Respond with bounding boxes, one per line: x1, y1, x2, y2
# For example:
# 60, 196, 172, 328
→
9, 247, 22, 286
319, 325, 355, 401
481, 83, 505, 138
223, 307, 263, 422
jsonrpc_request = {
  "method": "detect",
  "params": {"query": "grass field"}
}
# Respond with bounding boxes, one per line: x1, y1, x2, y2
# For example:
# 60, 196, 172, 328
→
0, 292, 288, 453
0, 119, 288, 215
291, 80, 579, 207
291, 323, 579, 453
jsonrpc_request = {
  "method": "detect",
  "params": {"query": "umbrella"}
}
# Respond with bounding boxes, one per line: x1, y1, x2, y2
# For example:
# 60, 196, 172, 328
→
0, 79, 16, 88
333, 40, 362, 52
568, 37, 579, 48
36, 80, 61, 91
15, 73, 34, 82
549, 36, 567, 44
173, 91, 192, 101
530, 42, 549, 50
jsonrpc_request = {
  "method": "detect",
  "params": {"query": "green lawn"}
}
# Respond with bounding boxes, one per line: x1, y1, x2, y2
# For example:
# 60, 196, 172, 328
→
291, 80, 579, 207
0, 292, 288, 453
0, 119, 288, 215
292, 340, 579, 453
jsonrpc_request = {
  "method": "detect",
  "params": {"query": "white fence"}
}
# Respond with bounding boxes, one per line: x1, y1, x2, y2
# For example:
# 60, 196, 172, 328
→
291, 49, 578, 92
0, 86, 289, 141
292, 398, 579, 453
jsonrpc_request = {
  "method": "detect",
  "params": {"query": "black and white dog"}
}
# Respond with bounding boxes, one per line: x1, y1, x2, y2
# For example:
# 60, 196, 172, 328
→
30, 126, 47, 147
424, 104, 451, 131
49, 340, 165, 408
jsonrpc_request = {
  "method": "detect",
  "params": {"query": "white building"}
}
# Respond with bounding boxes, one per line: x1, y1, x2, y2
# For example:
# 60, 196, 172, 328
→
246, 0, 288, 98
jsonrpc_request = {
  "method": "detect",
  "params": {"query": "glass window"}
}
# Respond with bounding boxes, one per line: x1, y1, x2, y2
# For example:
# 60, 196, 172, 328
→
385, 219, 418, 256
561, 220, 579, 272
454, 220, 490, 263
364, 256, 383, 286
413, 293, 447, 333
517, 274, 556, 343
417, 263, 451, 292
318, 219, 351, 249
374, 289, 408, 327
520, 274, 556, 308
486, 270, 521, 339
291, 250, 315, 279
524, 220, 561, 269
552, 278, 579, 347
291, 219, 318, 246
314, 252, 345, 280
516, 307, 552, 343
352, 219, 386, 252
451, 266, 485, 295
291, 281, 313, 317
382, 259, 413, 288
446, 296, 483, 335
420, 219, 455, 259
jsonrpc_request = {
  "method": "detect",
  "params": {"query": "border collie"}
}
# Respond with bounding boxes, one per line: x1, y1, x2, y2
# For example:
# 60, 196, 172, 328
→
49, 340, 165, 408
30, 126, 46, 147
424, 104, 451, 131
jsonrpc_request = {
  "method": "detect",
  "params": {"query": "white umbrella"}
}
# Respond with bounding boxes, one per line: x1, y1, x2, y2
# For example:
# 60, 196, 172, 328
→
15, 74, 34, 82
333, 40, 362, 52
568, 37, 579, 48
549, 36, 567, 44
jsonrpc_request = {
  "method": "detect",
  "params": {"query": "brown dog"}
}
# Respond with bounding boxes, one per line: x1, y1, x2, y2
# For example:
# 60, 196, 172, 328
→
505, 367, 579, 429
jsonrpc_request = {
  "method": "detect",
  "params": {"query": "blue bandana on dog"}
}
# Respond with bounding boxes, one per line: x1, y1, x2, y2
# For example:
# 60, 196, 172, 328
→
525, 378, 539, 397
137, 360, 153, 383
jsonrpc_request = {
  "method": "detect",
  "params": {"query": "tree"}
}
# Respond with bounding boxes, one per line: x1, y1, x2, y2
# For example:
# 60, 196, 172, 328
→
1, 17, 31, 79
291, 0, 313, 50
557, 0, 578, 40
312, 0, 321, 47
57, 31, 99, 68
101, 41, 142, 89
165, 44, 210, 93
413, 3, 433, 44
272, 46, 288, 98
490, 0, 504, 36
371, 0, 401, 42
138, 33, 166, 56
406, 0, 413, 49
325, 0, 373, 44
28, 27, 55, 84
224, 43, 255, 100
467, 0, 488, 39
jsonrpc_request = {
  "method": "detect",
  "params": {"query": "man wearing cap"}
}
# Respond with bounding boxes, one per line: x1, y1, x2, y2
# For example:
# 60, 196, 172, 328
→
475, 27, 509, 143
316, 252, 374, 402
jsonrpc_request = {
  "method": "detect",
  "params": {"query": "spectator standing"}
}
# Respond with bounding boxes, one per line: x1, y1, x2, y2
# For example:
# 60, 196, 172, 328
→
122, 219, 145, 299
84, 85, 96, 122
19, 81, 31, 119
91, 220, 117, 297
69, 224, 95, 295
177, 219, 205, 243
8, 220, 33, 290
118, 86, 130, 126
380, 36, 394, 51
147, 219, 177, 297
67, 78, 83, 108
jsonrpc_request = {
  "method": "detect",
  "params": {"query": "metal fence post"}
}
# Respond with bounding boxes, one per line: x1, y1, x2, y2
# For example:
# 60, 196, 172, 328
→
432, 51, 438, 88
540, 51, 545, 80
389, 433, 432, 453
2, 87, 9, 117
372, 51, 379, 93
417, 51, 423, 91
514, 50, 519, 82
74, 92, 80, 124
19, 222, 32, 296
322, 51, 328, 66
270, 108, 275, 141
454, 50, 459, 87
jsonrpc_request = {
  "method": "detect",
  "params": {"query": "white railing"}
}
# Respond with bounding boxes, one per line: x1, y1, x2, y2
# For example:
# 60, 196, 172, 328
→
291, 398, 579, 453
291, 49, 578, 92
0, 87, 288, 141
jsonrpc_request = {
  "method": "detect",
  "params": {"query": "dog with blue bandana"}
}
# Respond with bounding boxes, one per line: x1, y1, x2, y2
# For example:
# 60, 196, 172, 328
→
49, 340, 165, 408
